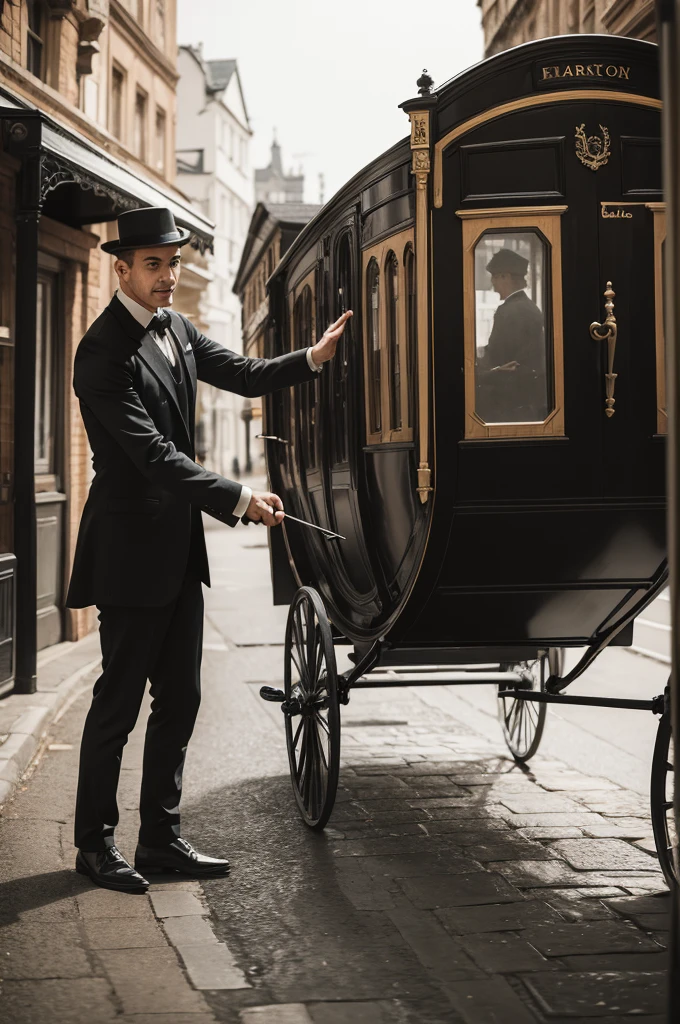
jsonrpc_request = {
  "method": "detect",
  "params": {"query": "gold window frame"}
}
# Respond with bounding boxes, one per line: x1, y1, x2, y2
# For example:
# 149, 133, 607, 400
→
458, 206, 567, 439
646, 202, 666, 434
361, 226, 415, 445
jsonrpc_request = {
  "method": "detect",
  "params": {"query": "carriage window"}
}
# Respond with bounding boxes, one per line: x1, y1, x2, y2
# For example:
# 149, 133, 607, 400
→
362, 227, 414, 444
386, 251, 402, 430
473, 230, 551, 425
404, 244, 416, 430
366, 258, 381, 436
294, 284, 318, 468
333, 233, 352, 465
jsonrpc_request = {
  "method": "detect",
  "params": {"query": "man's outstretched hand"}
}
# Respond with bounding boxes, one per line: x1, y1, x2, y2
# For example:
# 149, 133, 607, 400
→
245, 491, 285, 527
310, 310, 353, 366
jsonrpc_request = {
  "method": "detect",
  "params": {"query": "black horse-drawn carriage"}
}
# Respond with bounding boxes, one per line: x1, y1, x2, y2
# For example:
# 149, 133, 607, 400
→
255, 35, 674, 884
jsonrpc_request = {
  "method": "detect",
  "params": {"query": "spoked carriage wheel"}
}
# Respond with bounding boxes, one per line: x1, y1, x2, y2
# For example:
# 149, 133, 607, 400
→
650, 707, 677, 889
498, 649, 563, 763
284, 586, 340, 830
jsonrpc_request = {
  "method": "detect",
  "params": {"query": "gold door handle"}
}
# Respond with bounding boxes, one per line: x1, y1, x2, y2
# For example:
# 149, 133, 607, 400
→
590, 281, 618, 418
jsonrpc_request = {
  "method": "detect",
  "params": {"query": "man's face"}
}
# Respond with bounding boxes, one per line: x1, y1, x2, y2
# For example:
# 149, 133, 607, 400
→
114, 246, 182, 311
490, 272, 513, 300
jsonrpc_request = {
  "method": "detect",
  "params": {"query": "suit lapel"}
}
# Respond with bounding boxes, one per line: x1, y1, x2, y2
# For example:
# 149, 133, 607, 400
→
137, 335, 193, 445
108, 295, 193, 447
168, 314, 197, 412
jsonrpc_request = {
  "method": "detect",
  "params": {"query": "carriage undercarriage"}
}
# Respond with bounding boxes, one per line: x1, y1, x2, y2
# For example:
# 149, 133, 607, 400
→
261, 582, 676, 891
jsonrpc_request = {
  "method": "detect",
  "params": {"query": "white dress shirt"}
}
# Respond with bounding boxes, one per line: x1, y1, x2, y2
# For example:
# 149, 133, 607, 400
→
115, 289, 321, 520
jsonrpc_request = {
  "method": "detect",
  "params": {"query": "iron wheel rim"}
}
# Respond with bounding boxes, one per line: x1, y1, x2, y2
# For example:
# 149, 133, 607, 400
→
284, 587, 340, 829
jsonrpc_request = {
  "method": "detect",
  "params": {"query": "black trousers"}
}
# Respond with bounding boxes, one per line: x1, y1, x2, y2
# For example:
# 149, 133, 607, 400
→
74, 574, 204, 851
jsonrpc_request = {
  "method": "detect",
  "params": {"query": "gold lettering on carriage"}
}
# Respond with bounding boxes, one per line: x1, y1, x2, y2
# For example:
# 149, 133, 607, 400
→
541, 63, 631, 81
602, 205, 634, 219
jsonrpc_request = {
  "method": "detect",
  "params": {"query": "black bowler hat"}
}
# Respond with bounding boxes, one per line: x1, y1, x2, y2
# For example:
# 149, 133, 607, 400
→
486, 247, 529, 276
101, 207, 191, 255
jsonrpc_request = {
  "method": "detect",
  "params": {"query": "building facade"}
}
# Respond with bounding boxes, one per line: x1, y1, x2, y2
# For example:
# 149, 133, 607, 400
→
0, 0, 212, 694
176, 44, 253, 477
233, 201, 321, 476
478, 0, 656, 55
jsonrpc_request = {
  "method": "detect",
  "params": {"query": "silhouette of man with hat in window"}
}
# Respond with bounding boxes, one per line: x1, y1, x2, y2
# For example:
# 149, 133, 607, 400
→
476, 246, 548, 423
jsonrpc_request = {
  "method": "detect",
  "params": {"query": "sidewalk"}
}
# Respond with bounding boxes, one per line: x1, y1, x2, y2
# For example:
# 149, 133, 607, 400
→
0, 519, 672, 1024
0, 631, 101, 809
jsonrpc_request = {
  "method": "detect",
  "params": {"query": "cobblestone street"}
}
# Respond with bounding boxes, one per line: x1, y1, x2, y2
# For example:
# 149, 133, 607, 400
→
0, 518, 672, 1023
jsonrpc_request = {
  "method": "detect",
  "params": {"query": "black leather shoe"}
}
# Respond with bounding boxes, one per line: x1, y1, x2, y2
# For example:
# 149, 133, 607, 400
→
135, 837, 230, 877
76, 846, 149, 894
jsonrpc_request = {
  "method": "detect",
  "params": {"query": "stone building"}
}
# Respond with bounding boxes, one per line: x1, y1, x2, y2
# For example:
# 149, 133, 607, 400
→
0, 1, 212, 695
255, 136, 304, 205
176, 44, 253, 477
233, 201, 321, 475
478, 0, 656, 55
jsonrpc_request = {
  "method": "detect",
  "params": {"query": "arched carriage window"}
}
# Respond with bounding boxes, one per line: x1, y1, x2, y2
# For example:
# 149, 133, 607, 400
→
333, 232, 353, 465
366, 257, 381, 437
362, 227, 414, 445
404, 244, 416, 430
294, 284, 318, 468
385, 251, 402, 431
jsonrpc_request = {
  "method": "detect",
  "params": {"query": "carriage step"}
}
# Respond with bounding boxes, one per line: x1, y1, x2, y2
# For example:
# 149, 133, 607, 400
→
260, 686, 285, 703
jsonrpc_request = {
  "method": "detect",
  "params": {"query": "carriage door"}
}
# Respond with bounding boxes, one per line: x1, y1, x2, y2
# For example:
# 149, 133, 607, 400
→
589, 100, 664, 499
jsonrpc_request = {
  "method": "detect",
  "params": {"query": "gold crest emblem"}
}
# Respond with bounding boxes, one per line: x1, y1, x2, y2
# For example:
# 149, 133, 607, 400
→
574, 123, 611, 171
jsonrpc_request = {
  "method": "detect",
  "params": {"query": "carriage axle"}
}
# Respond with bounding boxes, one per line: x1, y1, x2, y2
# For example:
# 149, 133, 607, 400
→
498, 688, 666, 714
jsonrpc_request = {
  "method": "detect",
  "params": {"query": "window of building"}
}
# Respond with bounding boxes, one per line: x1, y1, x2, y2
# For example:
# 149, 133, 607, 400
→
155, 107, 167, 175
35, 270, 59, 475
110, 66, 125, 140
385, 251, 401, 431
366, 257, 381, 440
26, 0, 46, 80
459, 207, 566, 438
134, 90, 148, 161
156, 0, 166, 50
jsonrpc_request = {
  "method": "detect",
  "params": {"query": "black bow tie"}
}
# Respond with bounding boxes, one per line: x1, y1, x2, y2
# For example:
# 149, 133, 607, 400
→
148, 309, 171, 334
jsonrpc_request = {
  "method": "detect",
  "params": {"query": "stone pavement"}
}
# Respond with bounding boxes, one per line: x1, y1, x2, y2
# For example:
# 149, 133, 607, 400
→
0, 519, 673, 1024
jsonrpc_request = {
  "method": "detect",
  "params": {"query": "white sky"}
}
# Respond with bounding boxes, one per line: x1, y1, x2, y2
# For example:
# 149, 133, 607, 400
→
177, 0, 485, 205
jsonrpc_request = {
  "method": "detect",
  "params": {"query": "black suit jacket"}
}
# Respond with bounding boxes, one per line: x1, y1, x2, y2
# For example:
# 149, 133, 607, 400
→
66, 295, 316, 609
476, 290, 547, 421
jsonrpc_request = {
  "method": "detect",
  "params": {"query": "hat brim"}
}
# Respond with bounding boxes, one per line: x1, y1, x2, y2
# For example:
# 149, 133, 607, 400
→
101, 229, 192, 255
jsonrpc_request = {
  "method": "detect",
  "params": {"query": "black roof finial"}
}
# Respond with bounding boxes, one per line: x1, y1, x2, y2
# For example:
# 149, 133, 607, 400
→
417, 69, 434, 96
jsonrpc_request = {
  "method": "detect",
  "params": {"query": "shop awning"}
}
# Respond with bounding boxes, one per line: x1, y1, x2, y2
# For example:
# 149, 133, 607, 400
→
0, 85, 214, 251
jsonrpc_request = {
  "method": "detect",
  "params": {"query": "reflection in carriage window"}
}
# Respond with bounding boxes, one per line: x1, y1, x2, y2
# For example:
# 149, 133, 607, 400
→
404, 244, 416, 429
366, 258, 381, 434
386, 251, 401, 430
295, 285, 317, 468
474, 231, 551, 424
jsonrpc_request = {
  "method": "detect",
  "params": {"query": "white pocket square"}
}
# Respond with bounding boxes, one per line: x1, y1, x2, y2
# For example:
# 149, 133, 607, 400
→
184, 343, 192, 352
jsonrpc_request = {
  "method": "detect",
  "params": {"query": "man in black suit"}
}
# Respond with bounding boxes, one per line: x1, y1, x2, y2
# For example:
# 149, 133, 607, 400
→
475, 247, 548, 423
67, 208, 352, 893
